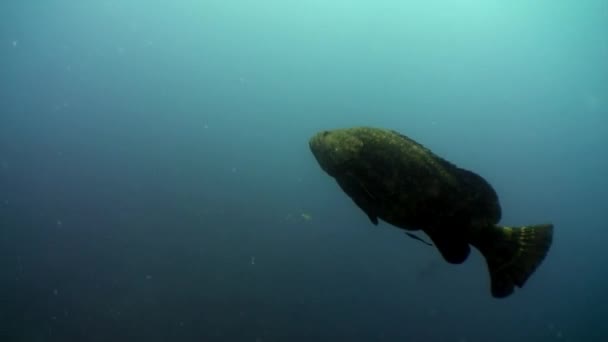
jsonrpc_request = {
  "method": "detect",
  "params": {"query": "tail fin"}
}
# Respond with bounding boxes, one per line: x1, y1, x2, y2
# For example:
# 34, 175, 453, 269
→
472, 224, 553, 298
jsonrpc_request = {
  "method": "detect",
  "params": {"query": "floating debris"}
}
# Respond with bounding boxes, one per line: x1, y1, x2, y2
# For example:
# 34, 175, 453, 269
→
300, 213, 312, 221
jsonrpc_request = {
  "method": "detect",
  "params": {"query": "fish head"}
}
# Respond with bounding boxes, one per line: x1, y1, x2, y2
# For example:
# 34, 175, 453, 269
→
309, 129, 364, 176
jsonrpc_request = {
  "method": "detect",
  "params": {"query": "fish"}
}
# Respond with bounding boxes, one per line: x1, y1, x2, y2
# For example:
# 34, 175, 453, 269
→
309, 126, 553, 298
301, 213, 313, 221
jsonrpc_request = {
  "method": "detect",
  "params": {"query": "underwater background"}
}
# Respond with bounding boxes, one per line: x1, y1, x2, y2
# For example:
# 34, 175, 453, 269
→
1, 1, 607, 341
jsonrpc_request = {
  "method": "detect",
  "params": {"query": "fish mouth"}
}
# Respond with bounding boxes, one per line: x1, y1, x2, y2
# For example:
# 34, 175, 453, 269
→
309, 129, 362, 176
308, 131, 328, 152
309, 131, 333, 174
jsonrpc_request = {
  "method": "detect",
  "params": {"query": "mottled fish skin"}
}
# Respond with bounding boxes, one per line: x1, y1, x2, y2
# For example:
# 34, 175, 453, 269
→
309, 127, 500, 234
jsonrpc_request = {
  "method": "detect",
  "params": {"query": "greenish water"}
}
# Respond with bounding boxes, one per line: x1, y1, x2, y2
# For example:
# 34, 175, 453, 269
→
1, 1, 606, 341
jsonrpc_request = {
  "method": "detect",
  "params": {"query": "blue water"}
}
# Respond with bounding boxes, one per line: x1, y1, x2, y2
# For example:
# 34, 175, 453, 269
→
1, 1, 607, 341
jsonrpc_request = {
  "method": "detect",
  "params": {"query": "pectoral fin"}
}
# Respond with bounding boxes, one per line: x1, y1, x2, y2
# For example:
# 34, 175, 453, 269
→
351, 191, 379, 225
336, 175, 379, 225
363, 206, 379, 225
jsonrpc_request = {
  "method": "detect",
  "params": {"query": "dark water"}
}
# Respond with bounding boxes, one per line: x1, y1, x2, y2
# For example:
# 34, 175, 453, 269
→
1, 1, 607, 341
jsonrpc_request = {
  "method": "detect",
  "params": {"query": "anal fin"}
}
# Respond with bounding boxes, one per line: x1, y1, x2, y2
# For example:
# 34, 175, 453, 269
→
425, 227, 470, 264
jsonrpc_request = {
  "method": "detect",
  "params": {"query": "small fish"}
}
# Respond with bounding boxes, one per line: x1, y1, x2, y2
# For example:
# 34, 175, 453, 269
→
300, 213, 312, 221
405, 232, 433, 246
